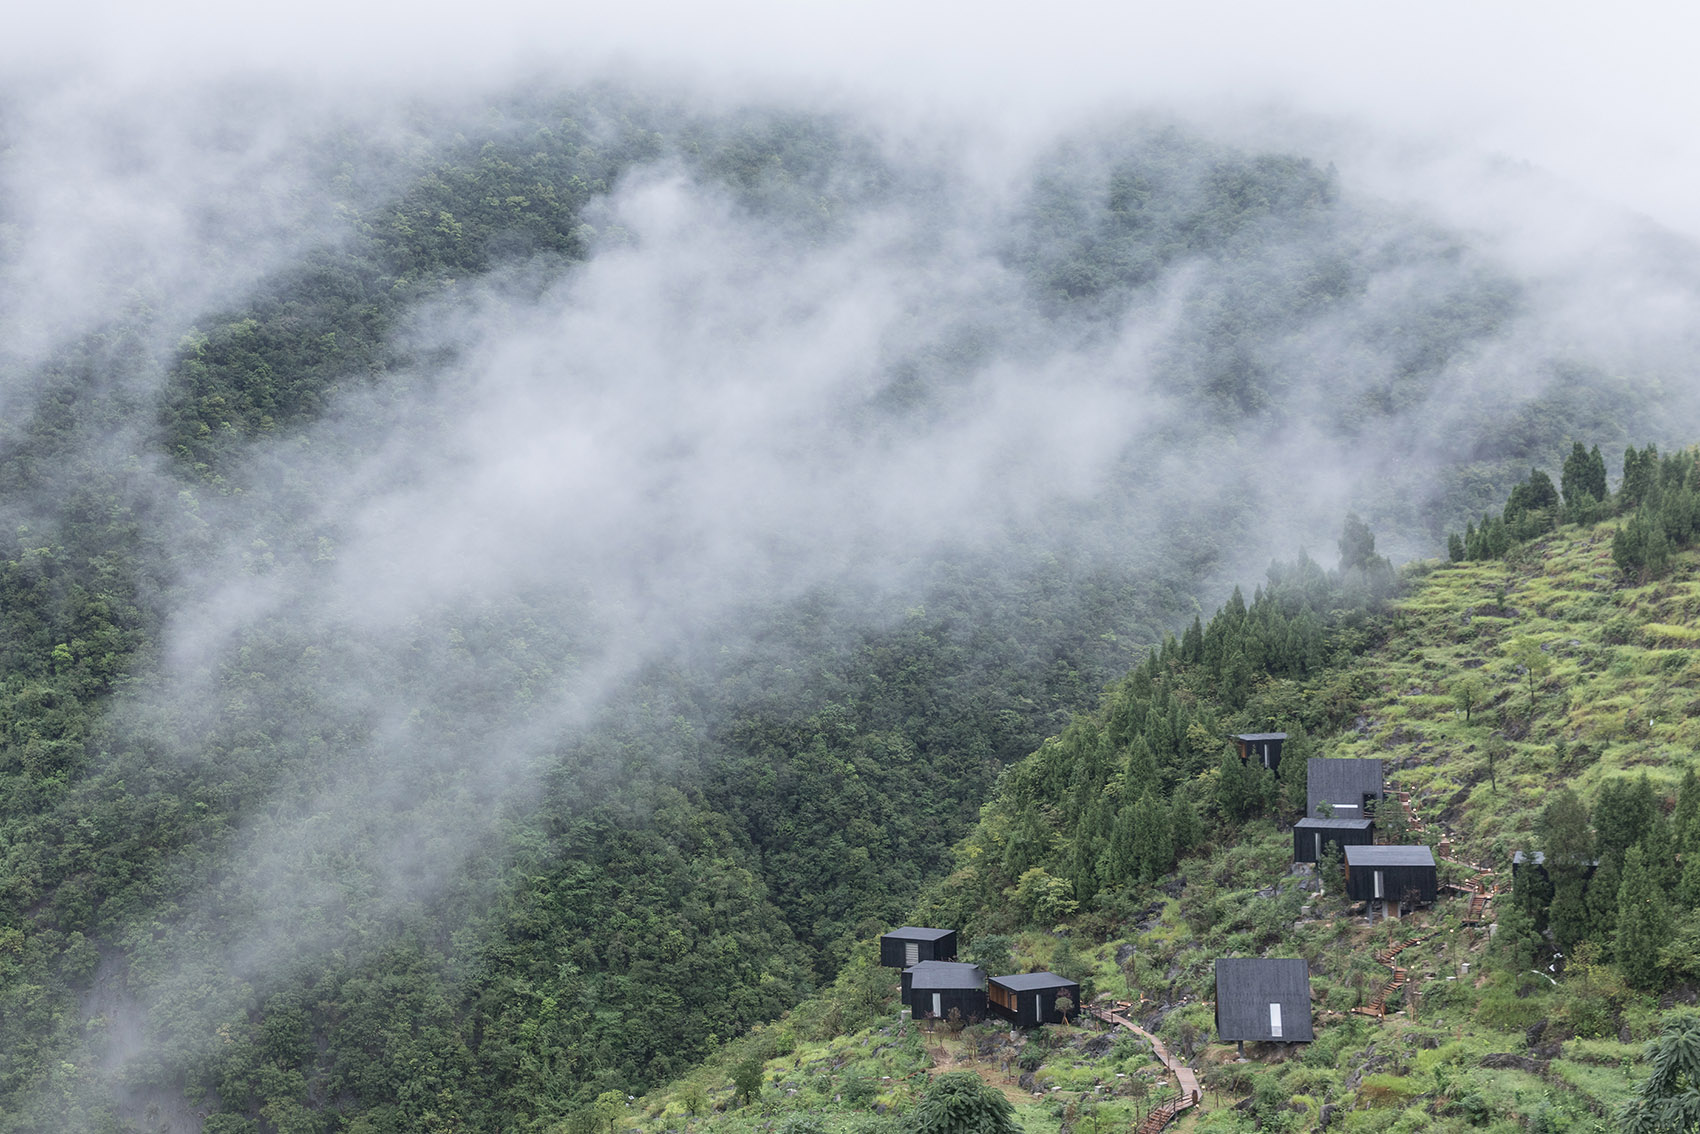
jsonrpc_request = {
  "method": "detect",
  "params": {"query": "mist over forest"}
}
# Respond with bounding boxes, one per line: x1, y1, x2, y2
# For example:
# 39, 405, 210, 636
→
4, 31, 1700, 1131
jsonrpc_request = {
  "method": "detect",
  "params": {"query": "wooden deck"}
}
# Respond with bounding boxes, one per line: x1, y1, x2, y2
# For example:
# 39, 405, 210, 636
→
1087, 1006, 1200, 1134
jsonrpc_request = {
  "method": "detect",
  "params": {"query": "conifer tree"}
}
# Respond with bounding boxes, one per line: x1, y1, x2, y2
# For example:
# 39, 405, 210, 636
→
1679, 853, 1700, 912
1561, 441, 1596, 507
1673, 769, 1700, 857
1169, 783, 1202, 859
1617, 844, 1671, 990
1131, 789, 1173, 882
1215, 748, 1250, 822
1585, 855, 1622, 958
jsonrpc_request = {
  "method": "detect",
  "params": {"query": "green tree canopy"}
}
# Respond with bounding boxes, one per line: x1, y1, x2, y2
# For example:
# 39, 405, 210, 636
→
910, 1072, 1024, 1134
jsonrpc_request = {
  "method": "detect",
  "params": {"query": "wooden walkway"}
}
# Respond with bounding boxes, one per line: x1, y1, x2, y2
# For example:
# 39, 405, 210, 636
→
1086, 1005, 1200, 1134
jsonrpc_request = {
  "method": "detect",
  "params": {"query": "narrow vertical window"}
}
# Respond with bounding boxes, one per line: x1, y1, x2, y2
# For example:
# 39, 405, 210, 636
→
906, 943, 919, 966
1315, 834, 1322, 860
1269, 1003, 1282, 1038
1374, 870, 1384, 899
932, 993, 942, 1017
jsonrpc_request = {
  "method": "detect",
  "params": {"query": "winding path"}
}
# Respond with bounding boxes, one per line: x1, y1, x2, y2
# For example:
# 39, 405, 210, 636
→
1085, 1005, 1200, 1134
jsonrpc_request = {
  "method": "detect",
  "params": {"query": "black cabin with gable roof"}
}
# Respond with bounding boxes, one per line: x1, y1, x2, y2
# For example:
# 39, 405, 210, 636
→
1307, 758, 1384, 820
1234, 733, 1288, 771
1344, 844, 1437, 906
880, 927, 957, 968
987, 971, 1081, 1026
902, 961, 986, 1021
1293, 817, 1375, 863
1214, 958, 1314, 1043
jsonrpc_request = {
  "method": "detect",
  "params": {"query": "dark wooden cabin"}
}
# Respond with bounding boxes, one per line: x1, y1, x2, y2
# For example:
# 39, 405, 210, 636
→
1307, 758, 1384, 820
1233, 733, 1288, 771
1293, 817, 1375, 863
1344, 845, 1437, 906
987, 971, 1081, 1026
1214, 958, 1314, 1044
880, 927, 958, 968
902, 961, 987, 1021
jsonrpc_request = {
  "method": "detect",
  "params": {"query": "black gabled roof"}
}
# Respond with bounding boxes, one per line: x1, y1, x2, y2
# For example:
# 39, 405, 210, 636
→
905, 961, 986, 990
1214, 958, 1314, 1043
885, 926, 954, 941
1345, 844, 1435, 868
990, 971, 1077, 992
1233, 733, 1288, 741
1294, 817, 1375, 831
1306, 757, 1384, 817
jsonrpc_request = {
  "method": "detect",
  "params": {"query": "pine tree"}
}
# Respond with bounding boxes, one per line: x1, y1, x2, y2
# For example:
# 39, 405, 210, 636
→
1673, 769, 1700, 857
1617, 844, 1671, 990
1551, 878, 1589, 955
1585, 855, 1622, 958
1561, 441, 1595, 507
1215, 748, 1250, 822
1679, 853, 1700, 912
1131, 789, 1173, 882
1169, 783, 1202, 859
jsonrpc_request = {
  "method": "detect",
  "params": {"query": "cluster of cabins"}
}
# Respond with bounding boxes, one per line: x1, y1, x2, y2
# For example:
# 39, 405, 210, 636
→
1252, 736, 1439, 910
881, 928, 1082, 1026
881, 737, 1451, 1051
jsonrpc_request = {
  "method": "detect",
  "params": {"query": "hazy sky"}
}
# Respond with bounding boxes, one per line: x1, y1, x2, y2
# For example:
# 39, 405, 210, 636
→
15, 1, 1700, 237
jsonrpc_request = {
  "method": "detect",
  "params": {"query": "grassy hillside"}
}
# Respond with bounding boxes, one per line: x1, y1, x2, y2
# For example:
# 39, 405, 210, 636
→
615, 512, 1700, 1134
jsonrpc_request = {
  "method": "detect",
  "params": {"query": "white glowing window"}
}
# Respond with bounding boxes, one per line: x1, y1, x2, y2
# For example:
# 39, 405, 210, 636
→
1269, 1003, 1282, 1038
906, 943, 919, 966
932, 993, 942, 1017
1374, 870, 1385, 899
1315, 834, 1323, 860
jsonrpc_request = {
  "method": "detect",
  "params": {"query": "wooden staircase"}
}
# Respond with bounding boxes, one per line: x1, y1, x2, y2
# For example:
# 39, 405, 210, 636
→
1087, 1006, 1201, 1134
1354, 930, 1437, 1020
1134, 1091, 1197, 1134
1354, 966, 1408, 1019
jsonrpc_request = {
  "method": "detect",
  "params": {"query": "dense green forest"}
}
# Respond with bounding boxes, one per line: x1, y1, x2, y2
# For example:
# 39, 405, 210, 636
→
2, 80, 1699, 1132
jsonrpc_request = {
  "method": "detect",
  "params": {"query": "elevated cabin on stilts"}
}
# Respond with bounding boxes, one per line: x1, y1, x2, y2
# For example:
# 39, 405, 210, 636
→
1307, 758, 1384, 821
1293, 817, 1375, 863
901, 961, 986, 1022
1345, 844, 1437, 910
1233, 733, 1288, 772
1214, 958, 1314, 1054
987, 971, 1081, 1027
880, 927, 957, 968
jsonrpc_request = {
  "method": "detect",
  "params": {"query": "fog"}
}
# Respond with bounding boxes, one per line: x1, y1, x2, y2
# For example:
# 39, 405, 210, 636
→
7, 5, 1700, 1127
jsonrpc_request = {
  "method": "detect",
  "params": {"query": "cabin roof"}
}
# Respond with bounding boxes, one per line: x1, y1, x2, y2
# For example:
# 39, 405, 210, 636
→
1233, 733, 1288, 741
1345, 845, 1435, 868
884, 926, 954, 941
905, 961, 986, 990
1512, 851, 1544, 865
1294, 817, 1375, 831
1214, 958, 1314, 1042
990, 971, 1078, 992
1307, 757, 1384, 814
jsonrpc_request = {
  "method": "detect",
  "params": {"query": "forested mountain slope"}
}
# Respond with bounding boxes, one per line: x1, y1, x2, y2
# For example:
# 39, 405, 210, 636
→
3, 79, 1700, 1131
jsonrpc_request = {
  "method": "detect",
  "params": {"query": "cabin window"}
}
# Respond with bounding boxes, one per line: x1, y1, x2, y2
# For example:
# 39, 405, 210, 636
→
1269, 1003, 1282, 1038
1374, 870, 1384, 899
990, 984, 1016, 1012
905, 943, 920, 966
1035, 995, 1043, 1023
932, 993, 942, 1017
1314, 834, 1322, 860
